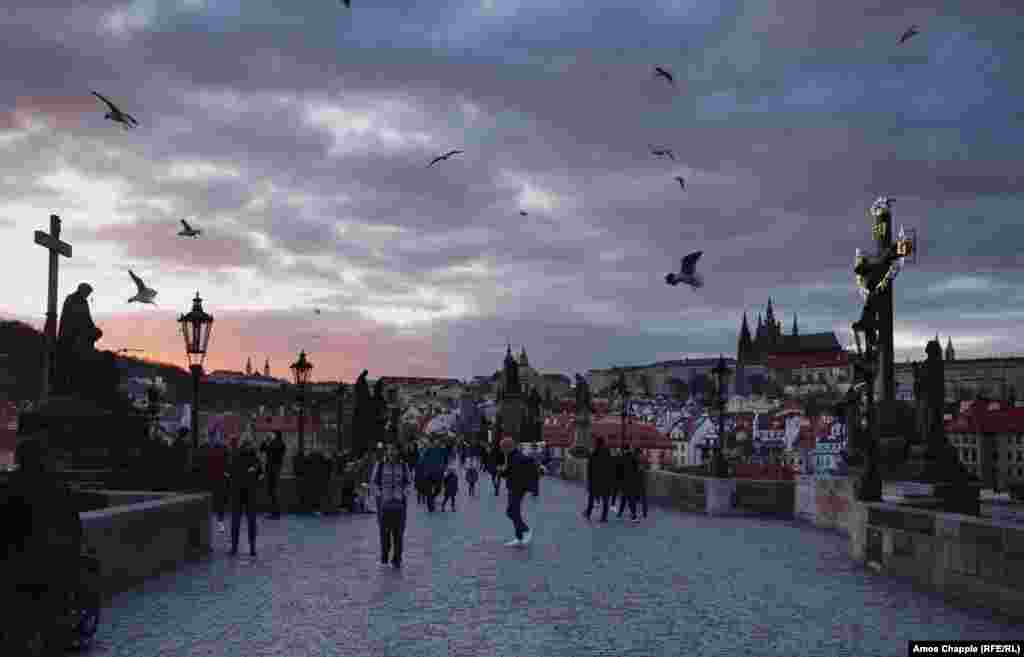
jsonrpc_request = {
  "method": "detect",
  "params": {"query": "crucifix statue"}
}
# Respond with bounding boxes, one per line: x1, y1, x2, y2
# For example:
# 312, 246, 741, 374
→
34, 215, 72, 402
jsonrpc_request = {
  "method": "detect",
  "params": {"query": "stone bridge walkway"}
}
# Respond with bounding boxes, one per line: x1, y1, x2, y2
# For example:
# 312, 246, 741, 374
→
88, 473, 1018, 657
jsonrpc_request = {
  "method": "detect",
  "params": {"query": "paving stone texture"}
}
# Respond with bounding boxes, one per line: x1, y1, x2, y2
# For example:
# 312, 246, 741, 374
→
85, 470, 1021, 657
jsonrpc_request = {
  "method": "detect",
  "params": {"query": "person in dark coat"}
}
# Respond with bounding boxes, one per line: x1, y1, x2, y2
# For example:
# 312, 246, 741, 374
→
440, 467, 459, 511
488, 443, 507, 495
465, 462, 479, 497
617, 446, 642, 521
227, 438, 262, 556
2, 432, 83, 652
499, 436, 539, 546
583, 437, 614, 522
610, 447, 627, 508
260, 431, 286, 518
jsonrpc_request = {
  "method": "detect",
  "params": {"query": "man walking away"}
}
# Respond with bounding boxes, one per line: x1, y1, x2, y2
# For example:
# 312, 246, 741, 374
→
371, 444, 411, 568
583, 437, 614, 522
441, 467, 459, 511
499, 437, 539, 547
636, 452, 649, 520
227, 437, 262, 556
261, 431, 286, 518
617, 446, 641, 521
611, 447, 627, 509
465, 463, 479, 497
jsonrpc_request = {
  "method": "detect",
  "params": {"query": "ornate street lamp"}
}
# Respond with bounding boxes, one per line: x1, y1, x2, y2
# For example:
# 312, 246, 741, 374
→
710, 355, 731, 477
290, 351, 313, 455
178, 292, 213, 449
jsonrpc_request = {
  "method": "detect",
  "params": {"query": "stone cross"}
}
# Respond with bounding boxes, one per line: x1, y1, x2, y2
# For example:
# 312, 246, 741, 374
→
34, 214, 72, 402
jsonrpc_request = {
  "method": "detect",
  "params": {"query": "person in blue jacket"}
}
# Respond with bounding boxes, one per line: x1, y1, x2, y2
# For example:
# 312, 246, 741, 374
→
498, 436, 539, 547
419, 438, 446, 512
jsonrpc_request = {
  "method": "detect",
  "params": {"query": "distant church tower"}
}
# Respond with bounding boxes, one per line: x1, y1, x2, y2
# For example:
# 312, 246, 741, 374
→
264, 358, 270, 377
498, 343, 523, 441
945, 337, 955, 362
245, 357, 253, 376
792, 313, 799, 336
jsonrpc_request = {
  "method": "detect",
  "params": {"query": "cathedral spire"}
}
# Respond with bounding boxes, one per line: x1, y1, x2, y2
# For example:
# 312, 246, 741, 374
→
738, 312, 753, 359
945, 336, 955, 362
791, 313, 799, 336
245, 357, 252, 376
264, 358, 270, 377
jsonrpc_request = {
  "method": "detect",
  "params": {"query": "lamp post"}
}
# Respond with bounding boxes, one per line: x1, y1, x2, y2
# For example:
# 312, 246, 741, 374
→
178, 292, 213, 450
711, 355, 732, 477
290, 351, 313, 455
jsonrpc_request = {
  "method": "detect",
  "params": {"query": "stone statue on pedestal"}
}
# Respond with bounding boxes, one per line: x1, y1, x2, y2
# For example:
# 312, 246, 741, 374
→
56, 283, 102, 394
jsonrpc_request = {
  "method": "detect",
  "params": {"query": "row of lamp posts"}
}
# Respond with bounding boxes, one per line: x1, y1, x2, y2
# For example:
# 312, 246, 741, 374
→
177, 292, 318, 463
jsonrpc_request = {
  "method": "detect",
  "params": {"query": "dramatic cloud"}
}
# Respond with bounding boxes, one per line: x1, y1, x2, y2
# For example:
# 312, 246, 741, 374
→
1, 0, 1022, 381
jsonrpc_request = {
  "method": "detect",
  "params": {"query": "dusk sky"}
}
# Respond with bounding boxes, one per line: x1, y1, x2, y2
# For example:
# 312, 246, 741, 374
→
2, 0, 1022, 383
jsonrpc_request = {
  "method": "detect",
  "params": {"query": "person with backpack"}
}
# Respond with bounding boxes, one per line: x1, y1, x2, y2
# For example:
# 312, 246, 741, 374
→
465, 463, 479, 497
440, 467, 459, 511
371, 443, 411, 568
226, 437, 263, 556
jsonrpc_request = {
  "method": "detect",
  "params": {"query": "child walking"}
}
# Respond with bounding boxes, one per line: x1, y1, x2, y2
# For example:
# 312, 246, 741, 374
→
440, 467, 459, 511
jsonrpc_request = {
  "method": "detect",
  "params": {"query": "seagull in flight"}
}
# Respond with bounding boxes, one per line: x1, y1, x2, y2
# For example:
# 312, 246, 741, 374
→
127, 270, 158, 304
653, 67, 675, 84
898, 25, 920, 44
519, 210, 528, 216
178, 219, 201, 238
314, 308, 321, 315
673, 176, 685, 190
650, 145, 675, 161
665, 251, 704, 289
427, 150, 463, 167
92, 91, 138, 129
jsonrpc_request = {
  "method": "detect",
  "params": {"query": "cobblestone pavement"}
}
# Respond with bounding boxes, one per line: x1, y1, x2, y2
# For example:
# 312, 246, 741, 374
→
87, 472, 1020, 657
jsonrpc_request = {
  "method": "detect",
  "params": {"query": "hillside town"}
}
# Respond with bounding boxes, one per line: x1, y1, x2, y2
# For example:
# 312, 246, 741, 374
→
4, 298, 1023, 494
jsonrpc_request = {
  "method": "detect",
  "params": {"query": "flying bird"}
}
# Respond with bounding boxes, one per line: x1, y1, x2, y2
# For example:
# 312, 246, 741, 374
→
92, 91, 138, 128
673, 176, 685, 190
519, 210, 528, 216
653, 67, 675, 84
314, 308, 321, 315
650, 145, 675, 160
340, 0, 350, 6
178, 219, 201, 238
898, 25, 920, 44
427, 150, 463, 167
665, 251, 704, 289
127, 270, 158, 304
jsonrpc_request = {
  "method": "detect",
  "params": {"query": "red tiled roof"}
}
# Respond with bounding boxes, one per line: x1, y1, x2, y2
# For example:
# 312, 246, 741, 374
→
766, 351, 849, 370
948, 406, 1024, 434
590, 418, 673, 449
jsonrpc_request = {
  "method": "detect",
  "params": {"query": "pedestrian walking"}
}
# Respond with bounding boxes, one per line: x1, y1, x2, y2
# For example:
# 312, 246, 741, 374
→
583, 437, 614, 522
260, 431, 286, 518
465, 463, 479, 497
636, 452, 649, 519
617, 446, 642, 521
207, 439, 229, 532
499, 437, 539, 547
488, 443, 506, 496
610, 447, 627, 509
227, 437, 262, 556
371, 444, 411, 568
440, 467, 459, 511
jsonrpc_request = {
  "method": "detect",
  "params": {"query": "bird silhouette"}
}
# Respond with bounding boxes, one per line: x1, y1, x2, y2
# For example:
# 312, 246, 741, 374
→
427, 150, 463, 167
665, 251, 704, 289
127, 270, 158, 304
314, 308, 321, 315
519, 210, 528, 216
178, 219, 201, 238
92, 91, 138, 128
653, 67, 675, 84
673, 176, 685, 190
650, 145, 675, 160
340, 0, 350, 7
898, 25, 920, 44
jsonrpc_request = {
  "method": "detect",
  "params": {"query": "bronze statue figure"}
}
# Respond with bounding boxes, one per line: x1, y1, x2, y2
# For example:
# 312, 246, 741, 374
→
55, 283, 103, 395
